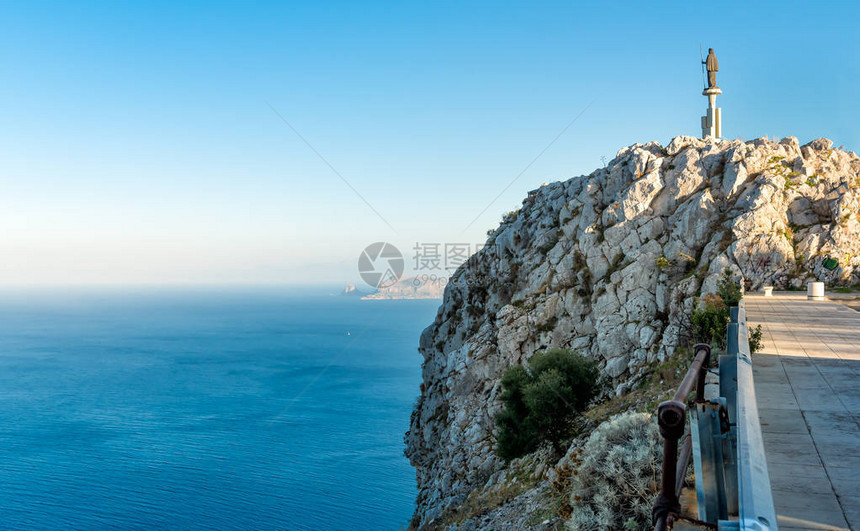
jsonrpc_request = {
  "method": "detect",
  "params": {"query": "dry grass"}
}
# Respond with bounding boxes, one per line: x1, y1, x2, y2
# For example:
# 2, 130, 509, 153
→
583, 349, 696, 427
435, 459, 541, 529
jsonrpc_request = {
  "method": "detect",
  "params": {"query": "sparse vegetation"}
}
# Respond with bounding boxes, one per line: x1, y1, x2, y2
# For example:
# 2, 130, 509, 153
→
565, 412, 662, 531
538, 234, 559, 254
678, 251, 697, 277
584, 350, 694, 425
537, 316, 559, 332
604, 253, 625, 279
749, 324, 764, 354
691, 293, 729, 348
495, 349, 599, 460
438, 457, 544, 529
572, 249, 587, 272
716, 267, 743, 307
579, 269, 593, 299
831, 285, 860, 293
503, 209, 520, 224
690, 268, 742, 348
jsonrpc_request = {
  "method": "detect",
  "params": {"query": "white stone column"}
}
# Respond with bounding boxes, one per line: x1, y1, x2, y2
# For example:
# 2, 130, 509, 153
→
701, 87, 722, 139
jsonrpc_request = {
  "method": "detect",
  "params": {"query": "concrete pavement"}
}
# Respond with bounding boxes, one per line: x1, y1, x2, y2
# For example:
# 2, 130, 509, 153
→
746, 293, 860, 531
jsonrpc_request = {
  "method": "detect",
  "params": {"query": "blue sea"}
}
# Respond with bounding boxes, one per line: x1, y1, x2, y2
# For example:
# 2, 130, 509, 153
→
0, 287, 439, 530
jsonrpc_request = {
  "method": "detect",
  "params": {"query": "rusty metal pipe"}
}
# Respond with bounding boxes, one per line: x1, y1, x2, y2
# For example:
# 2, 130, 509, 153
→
675, 433, 692, 498
653, 344, 711, 529
695, 345, 710, 402
659, 434, 680, 514
654, 400, 685, 528
672, 344, 710, 403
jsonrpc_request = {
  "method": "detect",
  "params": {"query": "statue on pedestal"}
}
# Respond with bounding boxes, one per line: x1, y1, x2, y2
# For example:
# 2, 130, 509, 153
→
704, 48, 719, 89
700, 47, 722, 139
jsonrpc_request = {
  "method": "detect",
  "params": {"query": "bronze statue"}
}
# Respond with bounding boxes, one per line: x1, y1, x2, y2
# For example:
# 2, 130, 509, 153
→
704, 48, 719, 88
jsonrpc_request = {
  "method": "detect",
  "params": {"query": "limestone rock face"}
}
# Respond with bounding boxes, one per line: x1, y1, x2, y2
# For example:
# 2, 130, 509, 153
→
404, 136, 860, 528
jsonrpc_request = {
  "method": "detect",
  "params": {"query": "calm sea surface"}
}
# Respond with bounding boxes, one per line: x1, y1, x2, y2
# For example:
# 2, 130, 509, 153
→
0, 287, 438, 530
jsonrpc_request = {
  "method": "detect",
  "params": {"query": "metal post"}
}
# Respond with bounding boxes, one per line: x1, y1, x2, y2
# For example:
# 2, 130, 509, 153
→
654, 400, 686, 530
654, 345, 711, 529
719, 354, 740, 516
675, 434, 693, 498
691, 400, 729, 523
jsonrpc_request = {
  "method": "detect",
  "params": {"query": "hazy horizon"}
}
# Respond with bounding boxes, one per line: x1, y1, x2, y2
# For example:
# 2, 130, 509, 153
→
2, 1, 858, 285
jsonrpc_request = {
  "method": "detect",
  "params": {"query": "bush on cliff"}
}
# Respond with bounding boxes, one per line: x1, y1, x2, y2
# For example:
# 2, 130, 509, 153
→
716, 268, 743, 308
690, 292, 728, 348
690, 268, 743, 348
690, 269, 765, 352
495, 349, 599, 460
566, 412, 662, 531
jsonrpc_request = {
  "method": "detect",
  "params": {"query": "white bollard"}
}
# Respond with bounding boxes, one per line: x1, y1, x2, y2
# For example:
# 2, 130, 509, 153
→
763, 287, 773, 297
807, 282, 825, 301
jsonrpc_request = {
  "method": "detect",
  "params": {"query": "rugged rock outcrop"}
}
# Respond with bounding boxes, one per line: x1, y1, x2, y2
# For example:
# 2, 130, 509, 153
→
341, 283, 364, 296
405, 136, 860, 528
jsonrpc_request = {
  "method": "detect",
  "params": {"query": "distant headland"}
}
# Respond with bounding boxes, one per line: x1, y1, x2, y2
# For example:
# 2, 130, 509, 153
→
342, 277, 445, 300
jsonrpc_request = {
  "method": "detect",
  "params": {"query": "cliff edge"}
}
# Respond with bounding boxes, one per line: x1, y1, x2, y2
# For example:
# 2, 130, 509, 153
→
405, 136, 860, 528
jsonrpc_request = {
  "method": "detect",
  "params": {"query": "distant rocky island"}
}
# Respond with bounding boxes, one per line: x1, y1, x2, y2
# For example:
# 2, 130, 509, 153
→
342, 277, 445, 300
341, 283, 365, 297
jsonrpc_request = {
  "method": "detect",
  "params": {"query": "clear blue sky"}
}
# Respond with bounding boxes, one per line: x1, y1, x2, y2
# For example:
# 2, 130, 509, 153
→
1, 1, 857, 285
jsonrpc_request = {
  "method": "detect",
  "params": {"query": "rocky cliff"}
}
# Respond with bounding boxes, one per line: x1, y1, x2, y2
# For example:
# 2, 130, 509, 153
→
405, 136, 860, 528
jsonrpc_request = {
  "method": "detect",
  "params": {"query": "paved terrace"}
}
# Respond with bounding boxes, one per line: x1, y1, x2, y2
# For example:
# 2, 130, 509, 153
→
746, 293, 860, 531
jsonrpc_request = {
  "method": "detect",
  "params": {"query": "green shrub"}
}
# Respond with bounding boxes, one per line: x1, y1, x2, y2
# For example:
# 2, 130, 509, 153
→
691, 293, 729, 348
691, 269, 743, 348
749, 324, 764, 353
495, 349, 599, 460
527, 349, 599, 412
566, 412, 662, 531
716, 268, 742, 307
523, 369, 572, 447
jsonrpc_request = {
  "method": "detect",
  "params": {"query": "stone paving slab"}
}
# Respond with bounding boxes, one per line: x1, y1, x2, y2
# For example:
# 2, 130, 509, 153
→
746, 293, 860, 531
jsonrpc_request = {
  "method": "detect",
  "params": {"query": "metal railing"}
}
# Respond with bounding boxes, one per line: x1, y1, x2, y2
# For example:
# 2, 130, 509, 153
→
653, 300, 778, 530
